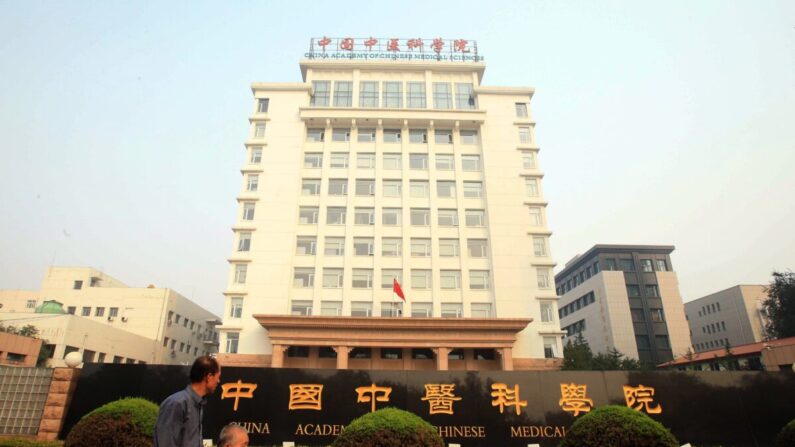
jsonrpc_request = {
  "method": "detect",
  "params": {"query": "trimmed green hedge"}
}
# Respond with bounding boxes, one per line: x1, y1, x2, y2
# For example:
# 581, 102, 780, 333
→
776, 418, 795, 447
331, 407, 443, 447
0, 439, 62, 447
559, 405, 678, 447
64, 397, 158, 447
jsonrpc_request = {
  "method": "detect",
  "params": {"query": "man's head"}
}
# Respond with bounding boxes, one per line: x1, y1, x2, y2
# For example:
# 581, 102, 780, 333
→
218, 423, 249, 447
189, 355, 221, 396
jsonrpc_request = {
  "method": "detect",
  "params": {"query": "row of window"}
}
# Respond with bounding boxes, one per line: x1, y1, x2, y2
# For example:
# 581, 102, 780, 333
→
695, 338, 730, 351
165, 310, 214, 338
563, 319, 586, 337
631, 308, 666, 323
301, 152, 485, 171
605, 258, 668, 273
306, 127, 481, 145
287, 268, 492, 290
162, 336, 203, 357
309, 81, 477, 110
636, 334, 670, 350
697, 302, 721, 317
626, 284, 660, 298
290, 236, 490, 258
243, 205, 490, 227
702, 321, 727, 335
67, 305, 121, 318
559, 292, 596, 319
556, 258, 669, 296
61, 346, 145, 364
297, 177, 489, 199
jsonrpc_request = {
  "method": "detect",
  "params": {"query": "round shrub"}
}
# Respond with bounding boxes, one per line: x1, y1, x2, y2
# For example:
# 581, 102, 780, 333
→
332, 407, 443, 447
64, 397, 158, 447
776, 418, 795, 447
559, 405, 678, 447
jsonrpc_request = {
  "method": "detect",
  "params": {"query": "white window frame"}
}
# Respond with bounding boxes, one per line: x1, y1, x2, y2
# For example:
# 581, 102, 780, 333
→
465, 209, 485, 227
441, 303, 463, 318
383, 153, 401, 169
353, 237, 375, 256
324, 237, 345, 256
246, 174, 258, 192
293, 268, 315, 288
304, 152, 323, 168
357, 128, 376, 142
382, 238, 402, 257
467, 239, 488, 258
409, 180, 429, 198
440, 270, 462, 290
234, 264, 247, 284
461, 155, 481, 171
307, 128, 325, 142
322, 268, 343, 288
439, 239, 459, 257
410, 208, 431, 226
242, 203, 255, 221
229, 297, 244, 318
382, 208, 402, 226
356, 153, 376, 168
438, 209, 459, 226
411, 269, 432, 289
301, 179, 321, 196
435, 154, 454, 170
237, 232, 251, 252
355, 179, 375, 196
410, 238, 432, 257
296, 236, 317, 255
469, 270, 491, 290
332, 128, 351, 142
354, 207, 376, 225
437, 181, 456, 198
409, 154, 429, 170
328, 179, 348, 196
250, 147, 263, 164
298, 207, 319, 224
326, 207, 346, 225
352, 269, 374, 289
330, 153, 349, 169
254, 123, 266, 138
382, 180, 402, 197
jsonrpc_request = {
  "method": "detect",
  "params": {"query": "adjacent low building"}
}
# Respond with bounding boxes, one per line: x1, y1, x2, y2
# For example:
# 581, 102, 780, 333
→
0, 331, 43, 367
684, 285, 768, 352
658, 336, 795, 372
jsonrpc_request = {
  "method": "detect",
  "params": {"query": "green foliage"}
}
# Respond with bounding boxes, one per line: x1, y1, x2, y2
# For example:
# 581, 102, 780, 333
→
776, 418, 795, 447
64, 397, 158, 447
562, 334, 641, 370
763, 270, 795, 339
559, 405, 678, 447
0, 439, 62, 447
331, 407, 443, 447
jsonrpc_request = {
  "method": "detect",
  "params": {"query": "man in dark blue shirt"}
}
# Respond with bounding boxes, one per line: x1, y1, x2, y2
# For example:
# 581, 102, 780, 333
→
154, 356, 221, 447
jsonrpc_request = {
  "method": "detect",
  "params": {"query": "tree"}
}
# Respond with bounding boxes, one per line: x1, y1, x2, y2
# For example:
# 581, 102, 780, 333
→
18, 324, 39, 338
562, 333, 593, 370
762, 270, 795, 339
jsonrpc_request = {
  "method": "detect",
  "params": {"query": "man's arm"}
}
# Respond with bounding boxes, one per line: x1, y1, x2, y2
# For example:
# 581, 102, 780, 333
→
154, 397, 184, 447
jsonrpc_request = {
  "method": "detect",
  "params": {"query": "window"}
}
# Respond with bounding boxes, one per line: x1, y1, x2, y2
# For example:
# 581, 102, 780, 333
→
383, 153, 401, 170
540, 302, 555, 323
537, 268, 552, 289
434, 129, 453, 144
357, 128, 376, 142
25, 299, 36, 308
307, 128, 326, 143
381, 302, 403, 318
382, 208, 402, 226
463, 182, 483, 198
432, 83, 452, 109
353, 237, 374, 256
326, 207, 346, 225
645, 285, 660, 297
359, 81, 379, 107
521, 151, 536, 169
333, 81, 352, 107
626, 284, 641, 297
436, 239, 457, 257
410, 154, 428, 170
437, 181, 456, 198
441, 303, 463, 318
409, 129, 427, 143
73, 280, 83, 290
471, 303, 491, 318
324, 237, 345, 256
413, 348, 434, 359
300, 178, 320, 196
383, 179, 402, 197
655, 259, 668, 271
311, 81, 330, 106
320, 301, 342, 316
234, 264, 247, 284
95, 307, 105, 317
606, 258, 617, 271
410, 180, 429, 197
641, 259, 654, 272
650, 308, 665, 322
382, 238, 402, 257
411, 238, 432, 257
226, 333, 239, 354
435, 154, 454, 170
242, 202, 255, 220
257, 98, 269, 113
411, 302, 432, 317
440, 270, 461, 289
525, 178, 539, 197
407, 82, 426, 108
515, 102, 528, 117
354, 207, 375, 225
355, 179, 375, 196
254, 123, 266, 138
462, 155, 481, 171
304, 152, 323, 167
528, 207, 543, 225
543, 337, 558, 358
67, 306, 76, 314
352, 269, 374, 288
330, 152, 349, 168
619, 259, 635, 271
635, 335, 650, 350
357, 153, 375, 168
332, 128, 351, 142
298, 206, 319, 224
655, 335, 670, 349
532, 236, 547, 256
230, 297, 244, 318
237, 232, 251, 252
411, 208, 431, 226
518, 127, 531, 144
383, 129, 401, 143
411, 269, 432, 289
351, 302, 372, 317
322, 268, 343, 288
465, 209, 486, 227
381, 269, 402, 288
455, 83, 475, 109
382, 81, 402, 108
470, 270, 490, 290
438, 209, 459, 226
460, 130, 478, 145
631, 309, 645, 322
294, 268, 314, 288
328, 178, 348, 196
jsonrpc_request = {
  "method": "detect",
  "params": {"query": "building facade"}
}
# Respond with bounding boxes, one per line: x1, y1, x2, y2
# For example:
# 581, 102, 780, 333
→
217, 41, 563, 371
685, 285, 768, 353
0, 267, 221, 365
554, 245, 690, 365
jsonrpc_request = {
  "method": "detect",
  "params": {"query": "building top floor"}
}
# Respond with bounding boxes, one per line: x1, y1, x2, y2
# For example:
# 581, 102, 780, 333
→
555, 245, 675, 293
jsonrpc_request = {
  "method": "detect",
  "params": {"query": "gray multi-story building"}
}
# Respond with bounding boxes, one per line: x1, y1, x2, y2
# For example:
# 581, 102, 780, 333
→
555, 245, 690, 365
685, 285, 768, 353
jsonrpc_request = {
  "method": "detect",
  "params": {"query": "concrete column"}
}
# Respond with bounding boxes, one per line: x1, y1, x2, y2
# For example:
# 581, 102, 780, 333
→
271, 344, 286, 368
500, 347, 513, 371
334, 346, 351, 369
434, 347, 450, 371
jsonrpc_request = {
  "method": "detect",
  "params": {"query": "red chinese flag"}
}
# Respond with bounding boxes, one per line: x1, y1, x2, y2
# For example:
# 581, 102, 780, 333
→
393, 278, 406, 301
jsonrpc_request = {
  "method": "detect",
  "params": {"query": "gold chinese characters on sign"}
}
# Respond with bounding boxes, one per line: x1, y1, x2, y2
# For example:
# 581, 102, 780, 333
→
559, 383, 594, 416
221, 380, 258, 411
421, 384, 462, 415
623, 384, 662, 414
355, 383, 392, 412
490, 383, 527, 415
289, 384, 324, 410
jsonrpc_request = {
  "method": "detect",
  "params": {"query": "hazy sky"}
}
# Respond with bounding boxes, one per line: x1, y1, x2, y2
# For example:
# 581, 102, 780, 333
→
1, 1, 793, 316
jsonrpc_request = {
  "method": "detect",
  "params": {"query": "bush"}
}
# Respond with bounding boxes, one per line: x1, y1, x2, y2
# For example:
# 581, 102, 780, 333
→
0, 439, 62, 447
331, 407, 443, 447
559, 405, 678, 447
776, 418, 795, 447
64, 397, 158, 447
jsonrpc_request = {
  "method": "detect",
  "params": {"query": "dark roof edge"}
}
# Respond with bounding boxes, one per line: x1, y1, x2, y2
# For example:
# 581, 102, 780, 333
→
555, 244, 675, 280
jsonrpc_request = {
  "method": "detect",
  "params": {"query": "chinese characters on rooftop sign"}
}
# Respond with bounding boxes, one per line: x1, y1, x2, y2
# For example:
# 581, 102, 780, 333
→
306, 37, 482, 62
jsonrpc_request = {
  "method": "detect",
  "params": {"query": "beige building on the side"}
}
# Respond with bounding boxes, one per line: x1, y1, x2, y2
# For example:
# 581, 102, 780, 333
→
685, 285, 768, 352
0, 331, 43, 367
0, 267, 221, 365
217, 38, 564, 371
555, 245, 691, 365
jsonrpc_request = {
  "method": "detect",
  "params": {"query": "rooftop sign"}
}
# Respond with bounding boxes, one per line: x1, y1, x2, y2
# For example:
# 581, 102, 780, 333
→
306, 37, 482, 62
